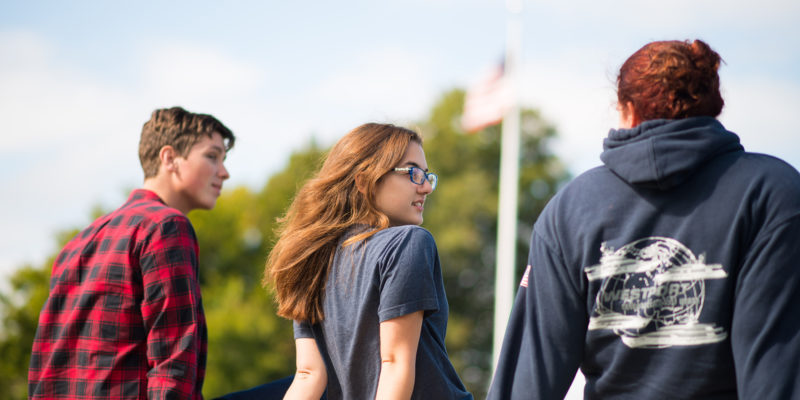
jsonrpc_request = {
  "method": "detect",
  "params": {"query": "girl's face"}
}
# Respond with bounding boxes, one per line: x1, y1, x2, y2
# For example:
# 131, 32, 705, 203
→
374, 141, 433, 226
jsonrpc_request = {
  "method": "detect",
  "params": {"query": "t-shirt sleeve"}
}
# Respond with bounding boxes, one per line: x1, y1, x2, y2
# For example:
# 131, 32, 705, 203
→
293, 320, 314, 339
376, 227, 441, 322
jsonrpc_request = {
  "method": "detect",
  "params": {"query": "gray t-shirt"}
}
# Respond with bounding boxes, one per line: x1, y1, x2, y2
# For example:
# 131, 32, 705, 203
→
294, 225, 472, 400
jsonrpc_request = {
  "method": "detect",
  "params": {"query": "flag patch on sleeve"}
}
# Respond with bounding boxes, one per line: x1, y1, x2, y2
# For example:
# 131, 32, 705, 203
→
520, 265, 531, 287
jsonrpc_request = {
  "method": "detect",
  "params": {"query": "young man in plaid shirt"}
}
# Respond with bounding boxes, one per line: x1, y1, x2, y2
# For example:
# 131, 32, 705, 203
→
29, 107, 235, 399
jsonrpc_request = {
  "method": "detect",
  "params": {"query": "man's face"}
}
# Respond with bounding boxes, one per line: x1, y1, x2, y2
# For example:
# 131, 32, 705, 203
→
171, 132, 229, 213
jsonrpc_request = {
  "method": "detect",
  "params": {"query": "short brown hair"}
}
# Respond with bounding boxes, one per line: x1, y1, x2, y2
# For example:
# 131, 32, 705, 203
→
138, 106, 235, 178
617, 39, 724, 122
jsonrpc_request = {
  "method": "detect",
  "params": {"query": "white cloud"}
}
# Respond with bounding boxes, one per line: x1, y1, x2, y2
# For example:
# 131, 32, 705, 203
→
720, 77, 800, 169
0, 31, 132, 152
0, 31, 140, 276
214, 47, 443, 194
518, 42, 800, 176
1, 30, 403, 280
519, 47, 618, 175
0, 32, 275, 279
214, 46, 445, 189
538, 0, 800, 30
1, 0, 798, 284
141, 42, 267, 103
0, 30, 49, 69
311, 47, 438, 125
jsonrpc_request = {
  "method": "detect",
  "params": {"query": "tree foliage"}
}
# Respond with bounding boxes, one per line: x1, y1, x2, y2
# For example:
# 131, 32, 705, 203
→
0, 90, 568, 399
417, 89, 569, 396
0, 228, 78, 400
189, 143, 326, 398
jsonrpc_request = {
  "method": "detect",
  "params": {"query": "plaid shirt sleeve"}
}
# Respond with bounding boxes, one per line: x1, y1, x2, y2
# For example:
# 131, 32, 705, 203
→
139, 215, 206, 400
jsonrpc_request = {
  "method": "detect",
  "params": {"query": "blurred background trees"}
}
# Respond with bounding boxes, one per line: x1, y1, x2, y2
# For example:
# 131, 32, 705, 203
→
0, 88, 569, 399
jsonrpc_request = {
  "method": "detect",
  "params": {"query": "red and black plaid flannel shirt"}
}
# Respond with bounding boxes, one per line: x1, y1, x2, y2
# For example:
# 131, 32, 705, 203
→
29, 189, 207, 400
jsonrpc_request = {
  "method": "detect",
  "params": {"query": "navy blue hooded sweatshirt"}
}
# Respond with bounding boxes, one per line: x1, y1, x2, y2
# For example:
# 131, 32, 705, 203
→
488, 117, 800, 399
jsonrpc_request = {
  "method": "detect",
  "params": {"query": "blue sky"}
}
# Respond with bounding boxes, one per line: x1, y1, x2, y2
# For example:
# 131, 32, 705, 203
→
2, 0, 799, 281
2, 1, 798, 395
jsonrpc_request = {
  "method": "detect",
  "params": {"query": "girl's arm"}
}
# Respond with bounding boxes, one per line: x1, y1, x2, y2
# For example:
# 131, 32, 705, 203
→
375, 310, 424, 400
283, 338, 327, 400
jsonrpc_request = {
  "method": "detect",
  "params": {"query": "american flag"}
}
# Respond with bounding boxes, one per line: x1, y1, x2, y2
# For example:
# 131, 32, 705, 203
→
520, 265, 531, 287
461, 62, 512, 133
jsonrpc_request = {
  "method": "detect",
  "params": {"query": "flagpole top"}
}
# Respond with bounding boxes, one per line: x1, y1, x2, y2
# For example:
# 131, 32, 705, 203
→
506, 0, 523, 14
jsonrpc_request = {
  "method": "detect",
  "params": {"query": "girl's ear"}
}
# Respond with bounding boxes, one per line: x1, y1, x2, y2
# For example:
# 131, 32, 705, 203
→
618, 101, 640, 129
355, 173, 368, 195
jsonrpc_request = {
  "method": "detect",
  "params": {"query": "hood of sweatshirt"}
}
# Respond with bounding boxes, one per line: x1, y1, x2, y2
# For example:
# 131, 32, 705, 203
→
600, 117, 744, 190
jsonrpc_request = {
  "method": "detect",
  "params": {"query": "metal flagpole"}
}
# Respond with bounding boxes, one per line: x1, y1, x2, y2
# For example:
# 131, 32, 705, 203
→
492, 0, 523, 373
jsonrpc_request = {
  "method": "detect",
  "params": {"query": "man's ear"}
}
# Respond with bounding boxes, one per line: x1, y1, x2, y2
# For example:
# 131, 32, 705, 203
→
355, 173, 368, 195
159, 145, 178, 173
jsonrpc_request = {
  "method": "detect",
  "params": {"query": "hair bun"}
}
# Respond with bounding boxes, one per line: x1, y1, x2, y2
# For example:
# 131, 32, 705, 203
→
689, 40, 721, 77
617, 39, 725, 122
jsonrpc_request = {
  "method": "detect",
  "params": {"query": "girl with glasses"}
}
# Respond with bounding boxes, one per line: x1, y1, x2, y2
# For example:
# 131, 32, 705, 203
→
266, 123, 472, 399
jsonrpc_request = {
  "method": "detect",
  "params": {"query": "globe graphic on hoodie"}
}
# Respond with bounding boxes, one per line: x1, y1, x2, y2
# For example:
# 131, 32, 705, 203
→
585, 237, 728, 348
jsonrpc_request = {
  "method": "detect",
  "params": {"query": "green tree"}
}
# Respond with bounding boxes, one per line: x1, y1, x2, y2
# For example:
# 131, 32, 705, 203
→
418, 89, 569, 397
0, 89, 567, 400
0, 227, 79, 400
190, 142, 326, 398
0, 264, 50, 399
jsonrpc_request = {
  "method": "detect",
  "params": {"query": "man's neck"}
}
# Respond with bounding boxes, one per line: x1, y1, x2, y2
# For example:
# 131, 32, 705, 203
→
142, 177, 189, 215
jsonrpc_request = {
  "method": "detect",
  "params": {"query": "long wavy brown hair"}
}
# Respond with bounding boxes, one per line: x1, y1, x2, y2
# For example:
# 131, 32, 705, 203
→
265, 123, 422, 323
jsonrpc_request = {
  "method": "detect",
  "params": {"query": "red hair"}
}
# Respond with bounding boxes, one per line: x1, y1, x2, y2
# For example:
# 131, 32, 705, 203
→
617, 39, 724, 123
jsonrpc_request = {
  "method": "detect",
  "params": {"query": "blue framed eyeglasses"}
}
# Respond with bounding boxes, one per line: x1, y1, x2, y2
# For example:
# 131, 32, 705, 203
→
393, 167, 438, 190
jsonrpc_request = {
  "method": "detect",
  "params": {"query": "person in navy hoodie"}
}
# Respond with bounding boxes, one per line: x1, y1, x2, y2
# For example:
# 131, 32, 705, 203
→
488, 39, 800, 399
